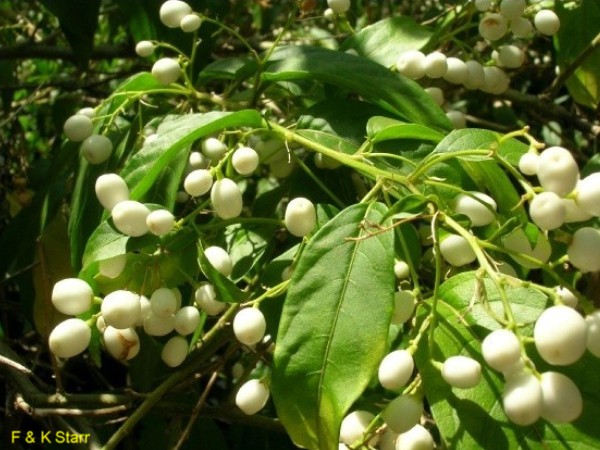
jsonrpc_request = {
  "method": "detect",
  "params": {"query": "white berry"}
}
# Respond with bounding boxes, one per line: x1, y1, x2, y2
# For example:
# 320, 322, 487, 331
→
575, 172, 600, 216
211, 178, 243, 219
481, 66, 510, 94
378, 350, 414, 391
395, 424, 434, 450
339, 410, 376, 446
518, 152, 539, 176
77, 107, 96, 119
474, 0, 492, 11
235, 379, 270, 415
540, 371, 583, 423
479, 13, 508, 41
327, 0, 350, 14
135, 40, 155, 57
104, 326, 140, 360
463, 60, 485, 90
101, 290, 141, 330
555, 286, 578, 308
81, 134, 113, 164
95, 174, 129, 211
99, 254, 127, 279
394, 261, 410, 279
194, 283, 226, 316
204, 245, 233, 277
52, 278, 93, 316
499, 0, 526, 19
446, 111, 466, 129
202, 137, 228, 162
443, 57, 468, 85
536, 146, 579, 197
49, 318, 91, 358
562, 198, 593, 223
424, 87, 444, 106
63, 114, 94, 142
232, 146, 260, 175
161, 335, 188, 367
159, 0, 192, 28
111, 200, 151, 237
233, 308, 266, 346
382, 395, 423, 434
534, 10, 560, 36
423, 52, 448, 79
184, 169, 213, 197
396, 50, 426, 80
497, 45, 525, 69
568, 227, 600, 272
285, 197, 317, 237
152, 58, 181, 85
529, 191, 566, 230
585, 310, 600, 358
174, 306, 200, 335
502, 372, 542, 426
441, 355, 482, 389
150, 287, 178, 317
143, 311, 175, 336
454, 191, 497, 226
482, 329, 521, 372
534, 305, 587, 365
146, 209, 175, 236
510, 16, 533, 38
440, 234, 477, 267
180, 14, 201, 32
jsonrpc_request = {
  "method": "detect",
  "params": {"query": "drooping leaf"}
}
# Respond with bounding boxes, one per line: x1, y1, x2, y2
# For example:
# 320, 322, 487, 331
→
367, 116, 445, 143
262, 45, 450, 131
414, 272, 600, 448
272, 202, 395, 450
341, 17, 432, 68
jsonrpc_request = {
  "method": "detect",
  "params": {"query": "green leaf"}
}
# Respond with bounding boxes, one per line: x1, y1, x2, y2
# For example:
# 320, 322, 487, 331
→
120, 110, 263, 202
198, 56, 258, 82
432, 129, 528, 220
555, 0, 600, 109
367, 116, 445, 143
341, 17, 432, 68
295, 129, 358, 155
272, 202, 395, 450
414, 272, 600, 448
262, 45, 450, 131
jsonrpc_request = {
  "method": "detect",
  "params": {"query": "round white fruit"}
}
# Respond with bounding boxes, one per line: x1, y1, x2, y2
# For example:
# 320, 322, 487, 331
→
439, 234, 477, 267
424, 87, 444, 106
540, 371, 583, 423
536, 146, 579, 197
463, 60, 485, 90
327, 0, 351, 14
502, 372, 542, 426
423, 52, 447, 79
152, 58, 181, 85
499, 0, 526, 19
585, 310, 600, 358
497, 45, 525, 69
378, 350, 414, 391
394, 261, 410, 279
481, 66, 510, 94
339, 410, 376, 446
481, 329, 521, 372
575, 172, 600, 216
135, 40, 155, 57
382, 395, 423, 434
396, 50, 426, 80
159, 0, 192, 28
204, 245, 233, 277
454, 191, 497, 227
534, 9, 560, 36
285, 197, 317, 237
392, 290, 415, 324
63, 114, 94, 142
184, 169, 213, 197
474, 0, 492, 11
568, 227, 600, 272
395, 424, 434, 450
146, 209, 175, 236
232, 146, 260, 175
51, 278, 93, 316
49, 318, 91, 358
479, 13, 508, 41
211, 178, 243, 219
174, 306, 201, 335
202, 137, 228, 162
103, 326, 140, 360
180, 14, 201, 32
446, 111, 466, 129
443, 57, 468, 85
529, 191, 566, 230
233, 307, 266, 346
101, 290, 141, 330
194, 283, 226, 316
99, 254, 127, 279
161, 335, 188, 367
562, 198, 592, 223
555, 286, 578, 308
510, 16, 533, 38
77, 107, 96, 119
143, 311, 175, 336
81, 134, 113, 164
150, 287, 178, 317
441, 355, 482, 389
95, 174, 129, 211
534, 305, 587, 365
111, 200, 151, 237
235, 379, 270, 415
518, 152, 539, 176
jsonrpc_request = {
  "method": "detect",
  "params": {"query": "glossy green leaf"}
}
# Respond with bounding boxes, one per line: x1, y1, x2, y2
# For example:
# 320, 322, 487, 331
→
262, 45, 450, 131
341, 17, 432, 68
556, 0, 600, 109
295, 129, 358, 155
272, 202, 395, 450
198, 56, 258, 82
414, 272, 600, 448
367, 116, 445, 143
120, 110, 262, 202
